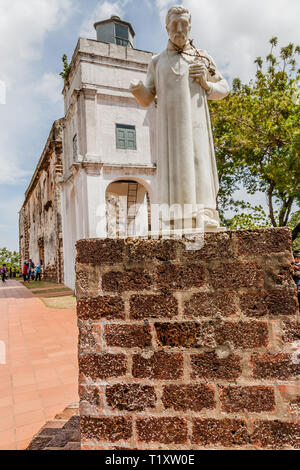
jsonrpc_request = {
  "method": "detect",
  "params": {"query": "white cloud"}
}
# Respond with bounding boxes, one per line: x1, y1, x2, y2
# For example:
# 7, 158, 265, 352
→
0, 195, 24, 250
0, 162, 31, 186
181, 0, 300, 82
155, 0, 176, 23
0, 0, 73, 187
35, 73, 64, 105
0, 0, 73, 83
0, 133, 32, 185
80, 1, 126, 38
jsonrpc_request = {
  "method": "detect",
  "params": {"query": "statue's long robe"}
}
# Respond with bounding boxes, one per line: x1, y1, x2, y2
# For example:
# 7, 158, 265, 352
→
143, 43, 230, 214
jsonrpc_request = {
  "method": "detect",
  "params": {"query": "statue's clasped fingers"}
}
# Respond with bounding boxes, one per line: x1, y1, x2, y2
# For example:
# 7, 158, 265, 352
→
189, 63, 207, 78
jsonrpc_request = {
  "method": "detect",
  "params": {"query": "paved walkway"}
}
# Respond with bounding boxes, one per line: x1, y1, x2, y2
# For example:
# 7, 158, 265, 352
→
0, 280, 78, 450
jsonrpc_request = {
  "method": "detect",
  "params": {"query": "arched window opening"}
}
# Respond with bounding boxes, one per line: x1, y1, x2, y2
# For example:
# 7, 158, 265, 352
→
105, 180, 151, 238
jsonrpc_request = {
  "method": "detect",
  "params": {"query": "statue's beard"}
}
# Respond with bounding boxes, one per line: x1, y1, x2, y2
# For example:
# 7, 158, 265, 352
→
170, 33, 188, 48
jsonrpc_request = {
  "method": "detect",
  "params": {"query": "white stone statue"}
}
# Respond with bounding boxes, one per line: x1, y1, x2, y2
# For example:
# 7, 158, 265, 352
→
130, 5, 230, 231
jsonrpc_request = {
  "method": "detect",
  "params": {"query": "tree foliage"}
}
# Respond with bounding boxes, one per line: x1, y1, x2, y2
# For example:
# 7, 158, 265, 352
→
210, 38, 300, 242
0, 248, 20, 271
226, 203, 272, 230
59, 54, 71, 85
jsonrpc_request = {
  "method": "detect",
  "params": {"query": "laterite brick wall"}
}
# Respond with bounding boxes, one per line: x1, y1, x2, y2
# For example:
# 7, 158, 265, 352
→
76, 228, 300, 450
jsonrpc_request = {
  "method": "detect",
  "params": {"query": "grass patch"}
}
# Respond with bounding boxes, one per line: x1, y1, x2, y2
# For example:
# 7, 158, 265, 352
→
32, 288, 72, 295
41, 295, 76, 310
22, 280, 67, 290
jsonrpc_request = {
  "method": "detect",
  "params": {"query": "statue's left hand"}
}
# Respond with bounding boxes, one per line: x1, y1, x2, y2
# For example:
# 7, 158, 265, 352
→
189, 63, 211, 91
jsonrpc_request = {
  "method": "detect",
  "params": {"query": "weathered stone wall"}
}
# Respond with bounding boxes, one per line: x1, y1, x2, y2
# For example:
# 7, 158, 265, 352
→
19, 119, 64, 283
76, 228, 300, 450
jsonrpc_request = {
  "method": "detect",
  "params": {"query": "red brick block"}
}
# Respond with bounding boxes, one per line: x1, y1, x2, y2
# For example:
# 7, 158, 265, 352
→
79, 385, 102, 406
76, 239, 124, 264
184, 291, 238, 318
191, 352, 242, 380
252, 353, 300, 380
102, 269, 152, 292
76, 270, 89, 292
155, 322, 202, 348
77, 296, 125, 320
209, 262, 263, 289
239, 289, 298, 317
106, 384, 156, 411
289, 397, 300, 416
126, 239, 177, 262
80, 416, 132, 442
214, 321, 268, 349
79, 353, 127, 380
132, 352, 184, 380
251, 420, 300, 449
183, 232, 236, 261
220, 386, 275, 413
162, 384, 215, 411
282, 320, 300, 343
156, 264, 205, 290
277, 385, 300, 416
263, 258, 295, 288
192, 418, 249, 447
137, 417, 188, 444
235, 228, 292, 257
79, 321, 101, 353
154, 321, 268, 349
130, 294, 178, 319
104, 324, 152, 348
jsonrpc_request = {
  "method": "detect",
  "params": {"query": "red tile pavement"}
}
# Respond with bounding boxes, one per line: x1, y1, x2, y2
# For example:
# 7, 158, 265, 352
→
0, 280, 79, 450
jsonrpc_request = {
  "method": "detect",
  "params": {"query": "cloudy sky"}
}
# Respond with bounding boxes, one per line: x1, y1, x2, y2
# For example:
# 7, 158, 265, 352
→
0, 0, 299, 250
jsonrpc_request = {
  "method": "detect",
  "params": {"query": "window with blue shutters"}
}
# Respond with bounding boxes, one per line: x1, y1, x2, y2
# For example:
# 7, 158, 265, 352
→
116, 124, 136, 150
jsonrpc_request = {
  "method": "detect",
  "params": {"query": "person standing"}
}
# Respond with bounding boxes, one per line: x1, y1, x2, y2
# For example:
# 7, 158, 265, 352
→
1, 264, 7, 283
27, 259, 35, 283
35, 261, 42, 281
22, 262, 28, 283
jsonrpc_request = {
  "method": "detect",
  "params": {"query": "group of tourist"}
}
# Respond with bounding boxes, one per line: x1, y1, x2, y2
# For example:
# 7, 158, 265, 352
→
22, 259, 43, 283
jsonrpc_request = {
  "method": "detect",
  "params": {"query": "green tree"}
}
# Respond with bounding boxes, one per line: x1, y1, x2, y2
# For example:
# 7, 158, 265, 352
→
210, 38, 300, 242
225, 203, 272, 230
0, 248, 20, 271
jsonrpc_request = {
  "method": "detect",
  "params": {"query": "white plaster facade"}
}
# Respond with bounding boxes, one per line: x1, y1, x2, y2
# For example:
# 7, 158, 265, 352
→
61, 37, 157, 289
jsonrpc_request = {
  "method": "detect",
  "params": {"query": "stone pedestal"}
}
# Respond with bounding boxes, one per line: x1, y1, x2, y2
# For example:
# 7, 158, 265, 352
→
76, 228, 300, 450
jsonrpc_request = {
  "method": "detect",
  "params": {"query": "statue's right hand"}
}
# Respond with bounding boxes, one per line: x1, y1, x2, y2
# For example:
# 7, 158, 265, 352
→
129, 80, 155, 107
129, 80, 144, 90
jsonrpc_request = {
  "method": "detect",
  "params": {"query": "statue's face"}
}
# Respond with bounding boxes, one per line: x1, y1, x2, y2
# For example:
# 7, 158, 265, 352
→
167, 13, 191, 48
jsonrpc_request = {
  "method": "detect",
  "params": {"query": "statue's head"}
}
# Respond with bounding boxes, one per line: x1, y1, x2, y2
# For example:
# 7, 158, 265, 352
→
165, 5, 191, 48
